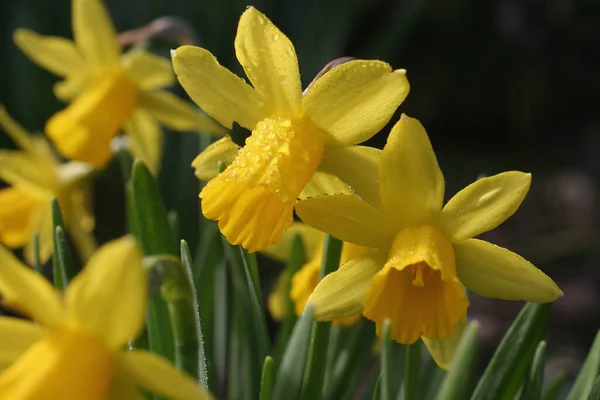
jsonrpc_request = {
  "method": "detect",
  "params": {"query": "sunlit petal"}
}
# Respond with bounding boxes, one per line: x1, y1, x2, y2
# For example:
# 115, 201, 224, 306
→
72, 0, 120, 66
53, 74, 88, 102
262, 222, 324, 262
0, 188, 42, 251
380, 115, 444, 225
172, 45, 267, 130
65, 237, 146, 348
0, 245, 65, 328
124, 109, 163, 174
295, 195, 395, 249
299, 170, 354, 199
117, 350, 213, 400
437, 172, 531, 242
13, 29, 85, 77
0, 151, 57, 195
0, 317, 43, 369
23, 199, 53, 265
304, 60, 409, 145
307, 250, 384, 320
455, 239, 563, 302
123, 50, 175, 90
192, 136, 240, 181
422, 317, 467, 370
320, 145, 382, 208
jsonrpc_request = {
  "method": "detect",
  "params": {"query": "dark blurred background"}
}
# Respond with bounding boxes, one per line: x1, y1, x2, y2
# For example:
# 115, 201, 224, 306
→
1, 0, 599, 385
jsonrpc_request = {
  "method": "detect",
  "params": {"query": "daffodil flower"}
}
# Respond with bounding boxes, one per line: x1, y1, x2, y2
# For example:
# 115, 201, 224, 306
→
0, 107, 95, 264
172, 7, 409, 252
295, 114, 563, 369
14, 0, 224, 172
263, 223, 368, 326
0, 236, 212, 399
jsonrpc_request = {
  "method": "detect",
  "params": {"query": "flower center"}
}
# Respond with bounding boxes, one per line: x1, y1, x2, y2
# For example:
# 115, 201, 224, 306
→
201, 116, 325, 252
45, 68, 139, 168
363, 225, 469, 343
0, 328, 114, 400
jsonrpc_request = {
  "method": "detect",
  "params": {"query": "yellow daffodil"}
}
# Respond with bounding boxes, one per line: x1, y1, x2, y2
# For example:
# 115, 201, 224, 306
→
172, 7, 409, 252
14, 0, 224, 172
0, 236, 212, 400
295, 114, 563, 369
263, 223, 368, 326
0, 107, 95, 264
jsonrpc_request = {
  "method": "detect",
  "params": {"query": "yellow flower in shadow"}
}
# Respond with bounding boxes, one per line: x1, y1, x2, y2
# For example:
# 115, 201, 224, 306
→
0, 236, 213, 399
173, 7, 409, 252
14, 0, 225, 172
296, 114, 563, 369
0, 107, 96, 264
263, 223, 369, 327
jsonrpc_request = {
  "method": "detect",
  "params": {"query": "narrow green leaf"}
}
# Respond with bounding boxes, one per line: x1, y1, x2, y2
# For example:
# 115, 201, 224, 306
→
51, 198, 66, 289
373, 374, 383, 400
437, 322, 480, 400
380, 319, 394, 400
32, 231, 42, 275
261, 356, 275, 400
586, 375, 600, 400
470, 303, 552, 400
541, 373, 568, 400
420, 356, 446, 400
566, 330, 600, 400
518, 341, 546, 400
301, 235, 342, 400
273, 306, 315, 400
404, 340, 422, 400
180, 241, 208, 388
54, 226, 77, 284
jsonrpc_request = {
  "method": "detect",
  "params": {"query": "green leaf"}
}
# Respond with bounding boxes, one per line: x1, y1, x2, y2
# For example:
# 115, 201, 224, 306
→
566, 330, 600, 400
380, 319, 394, 400
373, 374, 383, 400
586, 375, 600, 400
437, 321, 480, 400
470, 303, 552, 400
421, 356, 446, 400
404, 340, 422, 400
301, 235, 343, 400
518, 341, 546, 400
541, 373, 568, 400
261, 356, 275, 400
180, 240, 208, 388
51, 198, 78, 288
273, 306, 315, 400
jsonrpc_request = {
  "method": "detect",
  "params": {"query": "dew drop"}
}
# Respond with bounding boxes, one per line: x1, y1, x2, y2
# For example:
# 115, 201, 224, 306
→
272, 33, 280, 41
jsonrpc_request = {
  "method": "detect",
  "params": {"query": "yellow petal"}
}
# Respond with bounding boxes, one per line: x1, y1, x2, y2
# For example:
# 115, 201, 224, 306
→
201, 117, 324, 252
422, 317, 467, 370
455, 239, 563, 302
192, 136, 240, 181
320, 145, 382, 208
13, 29, 85, 77
235, 7, 302, 117
23, 199, 53, 265
108, 378, 146, 400
0, 107, 57, 164
295, 195, 395, 249
307, 250, 384, 320
261, 222, 324, 262
380, 115, 444, 225
0, 317, 43, 369
65, 237, 146, 348
53, 74, 88, 102
140, 91, 225, 135
0, 329, 114, 400
0, 151, 57, 196
46, 69, 139, 168
124, 109, 163, 174
299, 170, 354, 199
172, 45, 267, 130
303, 60, 409, 145
72, 0, 120, 66
364, 264, 468, 344
0, 188, 43, 250
61, 183, 97, 263
123, 50, 175, 90
0, 245, 65, 328
117, 350, 213, 400
291, 259, 321, 316
437, 172, 532, 242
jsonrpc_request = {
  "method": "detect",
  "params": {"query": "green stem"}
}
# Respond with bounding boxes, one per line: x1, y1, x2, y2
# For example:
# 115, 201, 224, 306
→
404, 340, 422, 400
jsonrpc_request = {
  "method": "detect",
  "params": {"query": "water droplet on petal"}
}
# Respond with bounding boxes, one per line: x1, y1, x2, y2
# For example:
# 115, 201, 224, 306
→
273, 33, 280, 41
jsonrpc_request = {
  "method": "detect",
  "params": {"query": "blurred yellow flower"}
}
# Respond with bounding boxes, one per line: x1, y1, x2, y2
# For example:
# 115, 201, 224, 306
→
14, 0, 224, 171
0, 107, 95, 264
263, 223, 368, 326
296, 114, 563, 369
0, 236, 212, 400
172, 7, 409, 252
